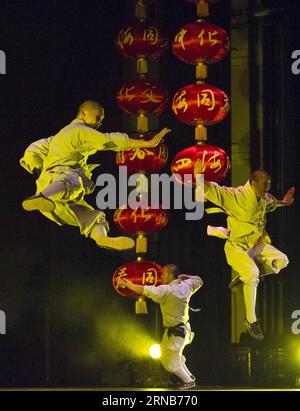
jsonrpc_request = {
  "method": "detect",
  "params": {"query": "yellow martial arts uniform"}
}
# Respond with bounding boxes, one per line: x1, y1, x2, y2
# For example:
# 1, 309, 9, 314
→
20, 119, 130, 236
205, 180, 289, 322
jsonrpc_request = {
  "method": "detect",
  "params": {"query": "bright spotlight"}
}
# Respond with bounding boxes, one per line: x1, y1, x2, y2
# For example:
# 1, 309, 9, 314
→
149, 344, 161, 359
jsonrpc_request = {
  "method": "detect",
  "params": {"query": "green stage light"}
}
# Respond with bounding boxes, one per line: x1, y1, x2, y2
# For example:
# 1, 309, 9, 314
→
149, 344, 161, 359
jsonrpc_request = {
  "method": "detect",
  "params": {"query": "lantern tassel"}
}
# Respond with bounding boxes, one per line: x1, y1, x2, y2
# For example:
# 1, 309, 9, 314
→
195, 125, 207, 142
135, 296, 148, 314
197, 0, 209, 18
196, 63, 207, 80
135, 0, 147, 21
137, 113, 149, 132
137, 58, 148, 76
136, 234, 147, 254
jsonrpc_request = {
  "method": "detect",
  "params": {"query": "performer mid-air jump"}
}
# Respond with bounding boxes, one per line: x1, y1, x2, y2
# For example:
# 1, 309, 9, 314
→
20, 100, 170, 251
204, 170, 295, 340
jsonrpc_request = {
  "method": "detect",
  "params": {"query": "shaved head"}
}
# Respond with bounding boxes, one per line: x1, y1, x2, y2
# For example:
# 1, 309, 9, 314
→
76, 100, 104, 129
249, 169, 270, 184
161, 264, 179, 284
250, 169, 271, 198
163, 264, 179, 277
77, 100, 103, 115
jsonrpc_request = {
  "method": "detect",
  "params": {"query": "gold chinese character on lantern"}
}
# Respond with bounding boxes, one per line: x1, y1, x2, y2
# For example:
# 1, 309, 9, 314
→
119, 86, 135, 102
142, 268, 158, 285
173, 90, 189, 114
173, 158, 193, 171
116, 267, 128, 288
208, 31, 219, 46
159, 145, 168, 160
143, 27, 159, 45
141, 87, 163, 104
221, 94, 230, 112
119, 27, 134, 49
114, 208, 123, 224
174, 28, 188, 50
131, 208, 152, 223
202, 150, 222, 173
197, 89, 216, 111
198, 29, 205, 46
129, 148, 154, 161
198, 30, 220, 47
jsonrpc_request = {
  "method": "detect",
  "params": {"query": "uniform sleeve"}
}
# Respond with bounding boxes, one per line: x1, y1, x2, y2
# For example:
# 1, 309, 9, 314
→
143, 285, 169, 304
205, 181, 239, 211
184, 276, 203, 295
265, 193, 278, 213
19, 136, 54, 173
79, 128, 131, 153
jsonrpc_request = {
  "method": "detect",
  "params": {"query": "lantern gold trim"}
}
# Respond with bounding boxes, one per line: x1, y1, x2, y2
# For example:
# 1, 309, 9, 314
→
195, 124, 207, 142
197, 0, 209, 18
135, 296, 148, 314
196, 62, 208, 80
135, 0, 147, 21
137, 57, 148, 76
136, 233, 147, 254
137, 113, 149, 132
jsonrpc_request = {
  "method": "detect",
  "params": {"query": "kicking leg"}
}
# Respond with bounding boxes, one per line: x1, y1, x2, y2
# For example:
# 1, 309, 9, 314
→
225, 242, 264, 340
253, 242, 289, 275
89, 224, 135, 251
22, 181, 67, 212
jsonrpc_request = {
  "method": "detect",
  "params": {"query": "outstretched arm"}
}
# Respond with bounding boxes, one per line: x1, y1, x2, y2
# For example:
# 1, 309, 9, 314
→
119, 278, 144, 295
178, 274, 201, 281
277, 187, 295, 207
128, 127, 171, 149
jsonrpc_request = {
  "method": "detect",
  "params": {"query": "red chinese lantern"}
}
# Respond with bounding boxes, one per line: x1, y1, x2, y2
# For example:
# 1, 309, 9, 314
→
172, 21, 229, 66
115, 143, 168, 174
114, 205, 169, 254
172, 83, 230, 127
171, 144, 230, 185
117, 78, 168, 115
113, 259, 163, 313
113, 260, 163, 298
114, 206, 169, 234
116, 22, 168, 60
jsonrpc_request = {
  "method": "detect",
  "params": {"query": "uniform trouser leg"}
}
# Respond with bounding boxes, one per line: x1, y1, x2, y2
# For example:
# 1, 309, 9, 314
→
160, 349, 193, 383
181, 355, 194, 378
252, 243, 289, 275
89, 223, 107, 240
41, 181, 67, 201
225, 242, 260, 323
160, 330, 194, 383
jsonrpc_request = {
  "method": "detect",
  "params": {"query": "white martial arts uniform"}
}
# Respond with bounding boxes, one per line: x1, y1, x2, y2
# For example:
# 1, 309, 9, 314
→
143, 276, 203, 383
20, 119, 130, 236
205, 180, 289, 322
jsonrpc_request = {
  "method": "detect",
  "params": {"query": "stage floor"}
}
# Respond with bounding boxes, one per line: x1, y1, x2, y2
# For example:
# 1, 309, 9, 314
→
1, 386, 300, 391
